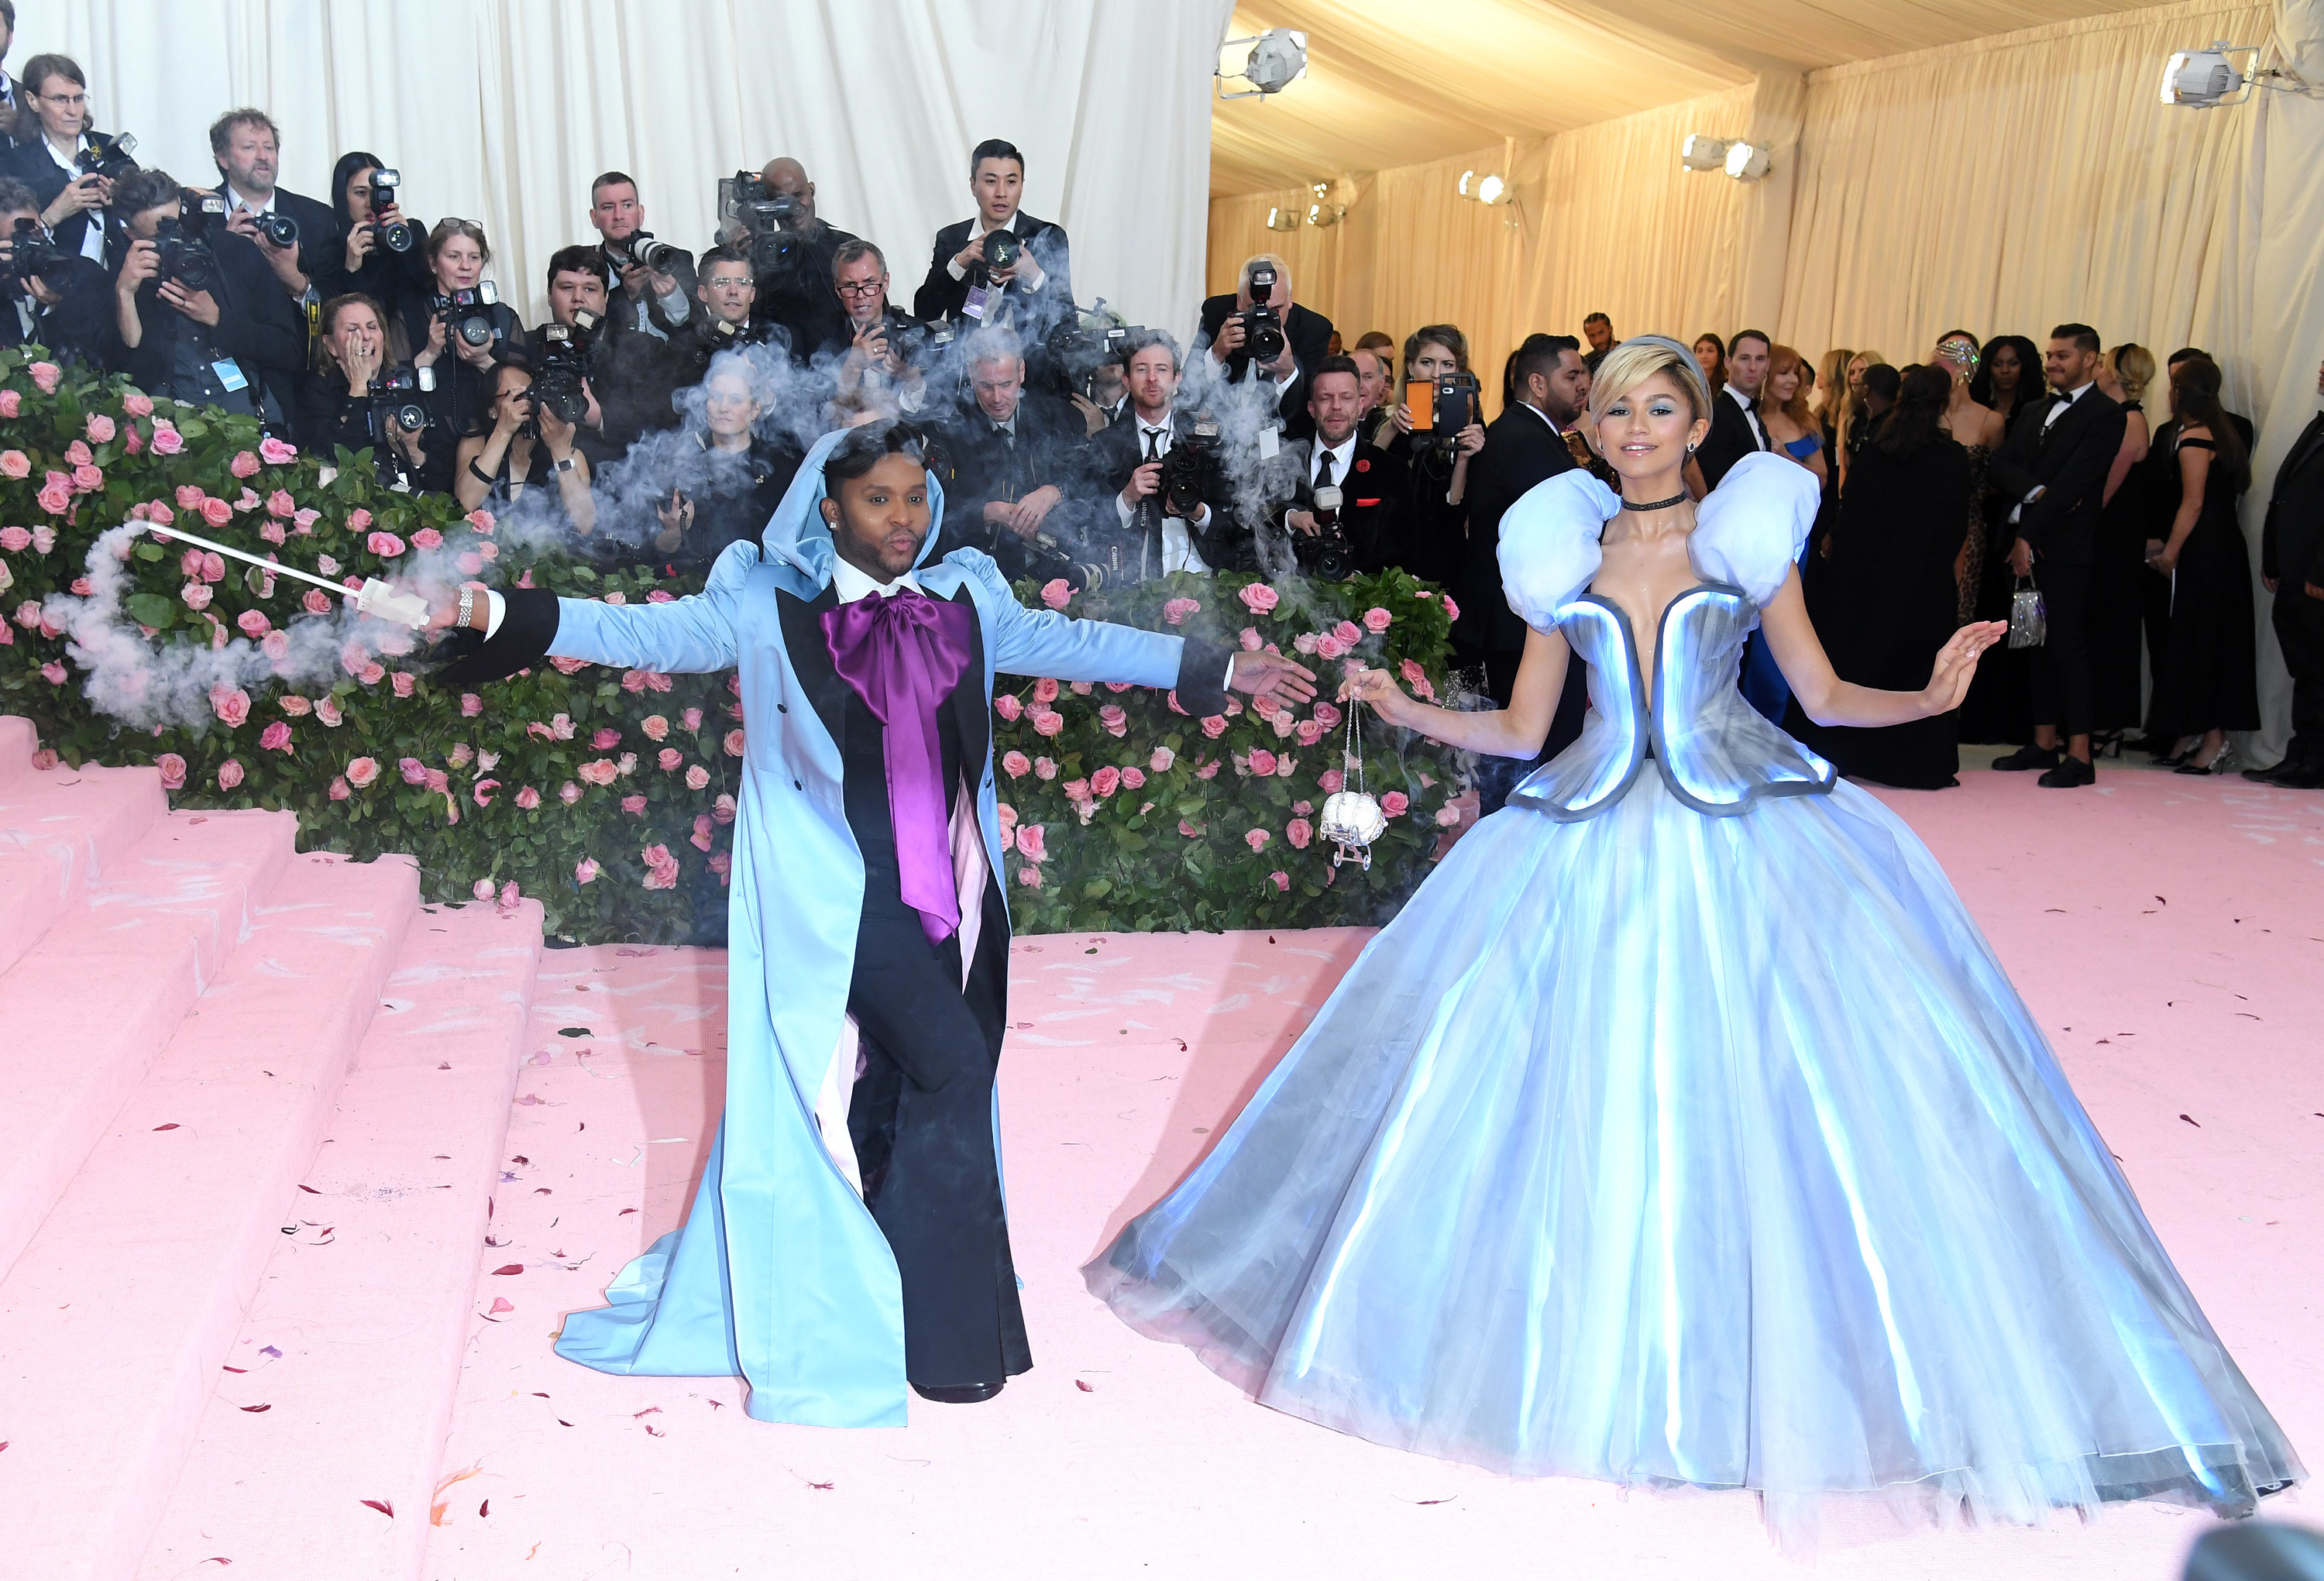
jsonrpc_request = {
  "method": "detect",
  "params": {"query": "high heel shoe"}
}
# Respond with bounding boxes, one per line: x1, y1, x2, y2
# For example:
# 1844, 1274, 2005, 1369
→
2092, 731, 2125, 760
2174, 742, 2239, 776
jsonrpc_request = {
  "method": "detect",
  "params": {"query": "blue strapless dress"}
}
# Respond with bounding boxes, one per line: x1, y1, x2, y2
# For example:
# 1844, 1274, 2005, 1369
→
1085, 457, 2301, 1547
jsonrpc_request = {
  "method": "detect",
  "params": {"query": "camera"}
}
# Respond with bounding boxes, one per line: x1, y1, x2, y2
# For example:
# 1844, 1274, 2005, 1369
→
1404, 370, 1480, 459
74, 132, 139, 182
0, 217, 72, 287
153, 194, 228, 291
432, 281, 502, 349
1239, 260, 1285, 365
532, 309, 600, 426
720, 173, 800, 273
372, 363, 432, 433
253, 211, 298, 250
603, 230, 682, 275
983, 228, 1022, 275
1045, 308, 1135, 400
1291, 482, 1355, 581
1163, 411, 1221, 519
368, 169, 418, 253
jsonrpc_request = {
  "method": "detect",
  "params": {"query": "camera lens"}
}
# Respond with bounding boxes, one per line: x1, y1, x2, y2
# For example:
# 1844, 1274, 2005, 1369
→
985, 230, 1021, 272
392, 402, 428, 432
257, 212, 298, 249
378, 218, 417, 254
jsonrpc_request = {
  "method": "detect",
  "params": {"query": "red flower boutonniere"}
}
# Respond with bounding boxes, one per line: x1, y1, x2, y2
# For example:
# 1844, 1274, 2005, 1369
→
1354, 458, 1370, 473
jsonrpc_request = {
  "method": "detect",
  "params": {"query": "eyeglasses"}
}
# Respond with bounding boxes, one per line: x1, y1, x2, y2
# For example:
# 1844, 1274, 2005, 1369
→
834, 280, 885, 297
38, 91, 87, 108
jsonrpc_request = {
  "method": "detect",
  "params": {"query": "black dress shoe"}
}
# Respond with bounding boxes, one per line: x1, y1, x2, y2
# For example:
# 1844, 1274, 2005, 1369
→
2245, 761, 2324, 789
912, 1380, 1006, 1404
2037, 754, 2095, 787
1992, 744, 2061, 772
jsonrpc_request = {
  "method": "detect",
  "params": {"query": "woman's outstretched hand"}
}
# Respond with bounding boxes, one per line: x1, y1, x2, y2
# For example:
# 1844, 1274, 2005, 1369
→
1342, 663, 1418, 727
1920, 620, 2007, 715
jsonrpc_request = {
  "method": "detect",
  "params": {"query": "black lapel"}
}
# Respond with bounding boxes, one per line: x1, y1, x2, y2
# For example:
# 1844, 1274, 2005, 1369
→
945, 586, 990, 794
2288, 414, 2324, 479
777, 581, 849, 752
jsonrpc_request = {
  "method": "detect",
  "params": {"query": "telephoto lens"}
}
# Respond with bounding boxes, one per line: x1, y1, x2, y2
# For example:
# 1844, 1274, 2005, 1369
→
983, 229, 1022, 273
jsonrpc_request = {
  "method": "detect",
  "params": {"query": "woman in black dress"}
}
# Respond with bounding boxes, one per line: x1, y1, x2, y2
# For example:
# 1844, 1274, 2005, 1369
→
1796, 364, 1972, 788
2087, 344, 2155, 746
1379, 323, 1484, 591
2145, 356, 2259, 773
1958, 335, 2045, 746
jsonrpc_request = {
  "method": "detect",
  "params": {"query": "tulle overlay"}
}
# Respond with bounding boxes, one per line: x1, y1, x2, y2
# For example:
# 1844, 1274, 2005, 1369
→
1086, 775, 2301, 1542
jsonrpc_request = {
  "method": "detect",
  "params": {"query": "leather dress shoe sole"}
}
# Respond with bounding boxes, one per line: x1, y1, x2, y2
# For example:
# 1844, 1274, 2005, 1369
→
912, 1380, 1006, 1404
2037, 756, 2095, 788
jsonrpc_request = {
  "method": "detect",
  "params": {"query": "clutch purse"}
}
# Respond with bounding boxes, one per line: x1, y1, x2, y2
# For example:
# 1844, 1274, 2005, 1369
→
2007, 576, 2047, 649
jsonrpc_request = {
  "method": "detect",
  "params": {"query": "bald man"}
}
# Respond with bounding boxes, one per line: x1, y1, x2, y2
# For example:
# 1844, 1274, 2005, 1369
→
720, 156, 858, 363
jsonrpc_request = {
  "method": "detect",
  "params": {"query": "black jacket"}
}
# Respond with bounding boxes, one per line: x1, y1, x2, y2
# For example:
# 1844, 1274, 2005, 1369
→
1697, 386, 1769, 490
211, 180, 341, 304
1985, 387, 2131, 566
598, 239, 699, 339
104, 226, 307, 421
0, 254, 110, 363
2263, 411, 2324, 589
1455, 404, 1576, 652
913, 211, 1073, 333
1273, 437, 1407, 577
1193, 295, 1334, 443
6, 132, 122, 258
1081, 407, 1246, 577
931, 390, 1089, 562
733, 222, 856, 363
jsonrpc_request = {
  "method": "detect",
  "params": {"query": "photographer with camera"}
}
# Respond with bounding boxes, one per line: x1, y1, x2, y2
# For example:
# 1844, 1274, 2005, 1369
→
0, 176, 106, 360
634, 350, 801, 576
210, 108, 338, 311
453, 356, 595, 537
718, 156, 855, 361
829, 239, 932, 421
589, 170, 694, 341
1087, 329, 1243, 580
931, 325, 1093, 579
1195, 253, 1333, 443
325, 152, 428, 320
1378, 323, 1487, 587
294, 292, 431, 486
913, 139, 1073, 339
107, 168, 304, 424
5, 54, 132, 265
531, 243, 672, 466
1074, 345, 1129, 434
659, 244, 771, 394
1272, 355, 1406, 581
401, 217, 524, 447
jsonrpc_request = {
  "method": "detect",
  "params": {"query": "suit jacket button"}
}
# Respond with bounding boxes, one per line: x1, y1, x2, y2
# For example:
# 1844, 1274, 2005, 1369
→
792, 778, 803, 790
778, 702, 788, 713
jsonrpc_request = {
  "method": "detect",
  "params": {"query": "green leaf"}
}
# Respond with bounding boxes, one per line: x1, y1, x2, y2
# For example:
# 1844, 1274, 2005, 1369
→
125, 593, 177, 628
132, 542, 164, 562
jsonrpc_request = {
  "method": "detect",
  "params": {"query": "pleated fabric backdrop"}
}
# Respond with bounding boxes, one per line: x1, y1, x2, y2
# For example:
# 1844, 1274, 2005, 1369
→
31, 0, 1233, 338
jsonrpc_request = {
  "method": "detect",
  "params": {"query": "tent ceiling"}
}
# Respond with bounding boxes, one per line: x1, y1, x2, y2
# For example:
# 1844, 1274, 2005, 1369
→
1210, 0, 2164, 196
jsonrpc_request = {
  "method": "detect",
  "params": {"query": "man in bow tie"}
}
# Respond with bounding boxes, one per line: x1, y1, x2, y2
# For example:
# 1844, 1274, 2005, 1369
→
431, 419, 1314, 1423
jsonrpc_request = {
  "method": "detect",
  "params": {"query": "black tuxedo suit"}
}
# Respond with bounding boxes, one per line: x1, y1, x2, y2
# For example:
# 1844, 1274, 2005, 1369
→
912, 211, 1073, 334
2263, 411, 2324, 765
931, 391, 1092, 576
1696, 386, 1769, 490
1985, 386, 2130, 737
211, 181, 341, 304
1274, 437, 1406, 576
1081, 410, 1245, 578
1194, 295, 1333, 443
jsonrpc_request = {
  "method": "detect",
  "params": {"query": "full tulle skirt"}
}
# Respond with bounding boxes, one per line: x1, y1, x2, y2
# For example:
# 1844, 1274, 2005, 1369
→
1085, 774, 2301, 1546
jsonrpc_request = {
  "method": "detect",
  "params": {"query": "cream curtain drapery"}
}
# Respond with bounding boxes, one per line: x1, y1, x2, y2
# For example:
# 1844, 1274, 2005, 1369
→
34, 0, 1232, 335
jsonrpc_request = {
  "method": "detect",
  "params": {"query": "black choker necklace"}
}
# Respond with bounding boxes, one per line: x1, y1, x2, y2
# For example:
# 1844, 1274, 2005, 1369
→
1622, 490, 1690, 512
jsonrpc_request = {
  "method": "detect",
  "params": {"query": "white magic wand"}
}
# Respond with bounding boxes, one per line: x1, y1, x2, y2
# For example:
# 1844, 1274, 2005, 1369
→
139, 522, 434, 629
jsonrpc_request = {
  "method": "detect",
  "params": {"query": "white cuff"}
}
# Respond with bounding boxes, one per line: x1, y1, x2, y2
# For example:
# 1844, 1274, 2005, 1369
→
2007, 504, 2023, 525
947, 256, 967, 282
1115, 493, 1136, 529
656, 284, 689, 322
1222, 653, 1236, 688
1017, 257, 1044, 291
1191, 503, 1210, 527
483, 589, 507, 638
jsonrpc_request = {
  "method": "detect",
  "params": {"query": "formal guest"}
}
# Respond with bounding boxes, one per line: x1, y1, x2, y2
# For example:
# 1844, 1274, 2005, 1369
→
1970, 335, 2043, 436
930, 326, 1092, 577
2087, 343, 2155, 745
210, 108, 340, 314
828, 239, 930, 421
1959, 337, 2044, 746
586, 170, 696, 342
1836, 351, 1892, 490
1380, 323, 1486, 589
1085, 329, 1239, 582
1691, 331, 1725, 393
325, 151, 428, 327
1932, 332, 2006, 623
733, 156, 858, 359
2164, 347, 2257, 449
1273, 355, 1408, 577
1582, 311, 1614, 373
1813, 348, 1853, 441
1349, 342, 1394, 448
452, 357, 595, 536
5, 54, 115, 263
1758, 343, 1826, 486
1987, 324, 2130, 787
1796, 363, 1972, 788
913, 139, 1073, 339
1690, 328, 1771, 493
2144, 356, 2258, 774
294, 292, 432, 484
0, 5, 28, 149
2249, 353, 2324, 787
1354, 330, 1395, 383
639, 353, 801, 576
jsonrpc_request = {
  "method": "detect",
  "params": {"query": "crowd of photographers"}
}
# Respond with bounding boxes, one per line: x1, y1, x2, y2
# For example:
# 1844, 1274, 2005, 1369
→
0, 35, 1551, 664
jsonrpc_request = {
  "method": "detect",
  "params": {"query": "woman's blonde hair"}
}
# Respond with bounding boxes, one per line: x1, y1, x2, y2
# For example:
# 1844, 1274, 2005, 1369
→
1839, 351, 1893, 454
1813, 349, 1852, 425
2109, 342, 2154, 403
1587, 335, 1710, 427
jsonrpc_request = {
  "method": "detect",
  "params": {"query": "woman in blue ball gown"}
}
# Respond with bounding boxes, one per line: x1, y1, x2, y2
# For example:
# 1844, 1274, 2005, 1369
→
1085, 337, 2301, 1547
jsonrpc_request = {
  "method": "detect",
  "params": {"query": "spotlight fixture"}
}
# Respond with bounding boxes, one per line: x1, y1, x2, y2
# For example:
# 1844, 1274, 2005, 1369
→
1680, 134, 1731, 173
1305, 180, 1345, 227
1263, 205, 1301, 232
1724, 141, 1772, 181
1217, 28, 1308, 100
1455, 170, 1511, 205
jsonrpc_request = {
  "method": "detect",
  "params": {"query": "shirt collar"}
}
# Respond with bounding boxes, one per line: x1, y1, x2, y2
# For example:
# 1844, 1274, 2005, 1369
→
990, 410, 1018, 437
1315, 433, 1356, 473
225, 183, 274, 215
2058, 380, 2093, 404
42, 135, 86, 174
830, 556, 923, 604
1724, 383, 1758, 411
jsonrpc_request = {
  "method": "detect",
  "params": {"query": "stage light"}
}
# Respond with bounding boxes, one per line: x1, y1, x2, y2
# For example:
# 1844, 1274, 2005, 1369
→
2161, 42, 2254, 105
1217, 28, 1308, 100
1477, 174, 1505, 205
1724, 141, 1772, 181
1457, 169, 1477, 198
1264, 205, 1301, 232
1680, 134, 1731, 173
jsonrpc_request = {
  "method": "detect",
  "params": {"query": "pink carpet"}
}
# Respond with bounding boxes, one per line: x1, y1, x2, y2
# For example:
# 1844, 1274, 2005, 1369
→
414, 764, 2324, 1581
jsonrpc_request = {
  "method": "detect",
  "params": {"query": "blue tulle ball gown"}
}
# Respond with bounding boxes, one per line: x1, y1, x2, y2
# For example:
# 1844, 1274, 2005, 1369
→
1085, 455, 2302, 1546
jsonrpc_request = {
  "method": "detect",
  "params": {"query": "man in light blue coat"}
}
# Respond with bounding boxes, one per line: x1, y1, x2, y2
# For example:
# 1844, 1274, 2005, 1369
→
433, 419, 1314, 1425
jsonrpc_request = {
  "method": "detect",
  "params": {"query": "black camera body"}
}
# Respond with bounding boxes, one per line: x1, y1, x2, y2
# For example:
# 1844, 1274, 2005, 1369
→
1046, 314, 1136, 400
1291, 480, 1356, 581
724, 173, 801, 273
1239, 260, 1286, 365
372, 363, 432, 433
431, 281, 502, 350
603, 229, 682, 275
532, 308, 600, 426
253, 211, 298, 250
369, 168, 418, 253
153, 194, 228, 291
75, 132, 139, 182
1163, 412, 1221, 520
1, 217, 73, 288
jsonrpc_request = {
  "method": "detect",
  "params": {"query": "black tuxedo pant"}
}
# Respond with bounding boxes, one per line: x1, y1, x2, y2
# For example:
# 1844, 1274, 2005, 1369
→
845, 879, 1030, 1388
2275, 589, 2324, 765
2030, 559, 2095, 739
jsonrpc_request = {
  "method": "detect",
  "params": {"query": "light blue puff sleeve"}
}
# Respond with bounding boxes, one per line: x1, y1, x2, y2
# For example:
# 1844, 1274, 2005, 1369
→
1690, 452, 1820, 606
1496, 469, 1622, 631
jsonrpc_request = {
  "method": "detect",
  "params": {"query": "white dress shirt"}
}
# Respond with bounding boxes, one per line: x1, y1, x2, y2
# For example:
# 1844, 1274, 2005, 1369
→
2044, 380, 2094, 429
1310, 433, 1356, 490
945, 215, 1046, 292
830, 556, 925, 603
42, 136, 107, 263
1724, 383, 1770, 449
1114, 414, 1211, 576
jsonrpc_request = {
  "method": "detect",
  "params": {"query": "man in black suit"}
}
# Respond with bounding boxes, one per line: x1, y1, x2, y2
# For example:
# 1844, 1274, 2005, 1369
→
1194, 253, 1333, 444
586, 170, 697, 342
2248, 355, 2324, 789
1986, 324, 2130, 787
1581, 311, 1614, 373
931, 326, 1091, 581
1689, 328, 1771, 493
209, 109, 340, 318
913, 139, 1072, 339
1273, 356, 1406, 579
720, 156, 857, 361
1083, 329, 1243, 580
829, 239, 935, 420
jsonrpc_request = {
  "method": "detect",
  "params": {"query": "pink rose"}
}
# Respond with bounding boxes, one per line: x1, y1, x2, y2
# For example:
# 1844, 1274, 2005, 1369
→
0, 525, 26, 550
465, 508, 494, 535
994, 693, 1023, 721
328, 777, 349, 801
514, 785, 541, 809
175, 487, 208, 515
996, 805, 1019, 830
194, 497, 231, 529
1030, 710, 1063, 738
1292, 632, 1318, 655
394, 758, 426, 786
1091, 766, 1122, 798
470, 778, 500, 808
258, 521, 286, 545
685, 765, 710, 790
578, 759, 620, 786
278, 695, 311, 716
576, 858, 601, 884
1440, 596, 1460, 622
1150, 746, 1175, 772
1315, 633, 1346, 661
1269, 871, 1289, 892
713, 793, 737, 823
559, 782, 583, 806
1199, 715, 1228, 738
216, 759, 244, 790
201, 552, 226, 583
1296, 719, 1325, 747
1286, 818, 1313, 849
1016, 824, 1047, 861
447, 744, 474, 768
1032, 677, 1060, 705
1040, 579, 1072, 610
1002, 751, 1031, 778
36, 479, 70, 514
84, 414, 116, 444
150, 426, 184, 456
470, 878, 497, 902
410, 527, 444, 550
1293, 799, 1312, 815
1195, 760, 1220, 780
388, 672, 414, 698
455, 693, 482, 720
156, 752, 187, 790
71, 463, 101, 491
123, 392, 153, 418
1120, 766, 1146, 790
1435, 803, 1463, 827
592, 727, 622, 751
1363, 606, 1393, 633
259, 436, 297, 466
1318, 768, 1345, 793
40, 659, 66, 685
1163, 597, 1202, 625
0, 387, 18, 415
366, 531, 405, 558
658, 748, 682, 772
210, 685, 251, 728
1239, 627, 1262, 651
724, 729, 746, 757
0, 451, 26, 479
230, 450, 261, 478
641, 714, 670, 741
1062, 778, 1090, 802
1381, 791, 1411, 816
456, 552, 483, 576
1313, 701, 1342, 728
258, 720, 293, 753
315, 698, 342, 727
690, 814, 715, 853
1238, 583, 1280, 613
29, 360, 60, 394
1098, 704, 1127, 737
235, 610, 271, 638
1018, 865, 1043, 889
1033, 757, 1057, 781
681, 707, 703, 731
11, 599, 36, 629
1179, 819, 1203, 837
1244, 828, 1270, 851
1247, 748, 1278, 776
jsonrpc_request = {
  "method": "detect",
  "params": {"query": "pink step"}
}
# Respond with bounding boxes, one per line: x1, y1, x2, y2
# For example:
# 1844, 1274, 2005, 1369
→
0, 753, 169, 980
0, 854, 421, 1581
0, 809, 298, 1280
0, 715, 37, 779
136, 899, 545, 1581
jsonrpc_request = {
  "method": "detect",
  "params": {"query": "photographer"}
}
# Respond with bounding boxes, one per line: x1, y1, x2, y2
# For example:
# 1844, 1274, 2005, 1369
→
1088, 329, 1243, 579
532, 243, 672, 465
1272, 355, 1406, 580
210, 108, 339, 311
661, 244, 770, 393
913, 139, 1073, 339
588, 170, 695, 340
829, 239, 931, 421
1073, 347, 1128, 434
325, 151, 428, 321
5, 54, 127, 263
1195, 253, 1333, 443
1380, 323, 1487, 587
719, 156, 855, 360
0, 176, 107, 361
453, 356, 595, 537
931, 326, 1091, 578
106, 167, 304, 424
401, 217, 524, 448
294, 291, 431, 485
634, 351, 800, 576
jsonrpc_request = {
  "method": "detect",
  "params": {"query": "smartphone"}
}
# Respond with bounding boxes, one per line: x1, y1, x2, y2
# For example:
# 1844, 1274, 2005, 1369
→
1404, 379, 1436, 431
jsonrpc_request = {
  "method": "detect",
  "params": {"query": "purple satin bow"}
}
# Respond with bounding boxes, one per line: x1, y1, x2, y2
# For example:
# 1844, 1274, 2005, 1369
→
822, 587, 977, 944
